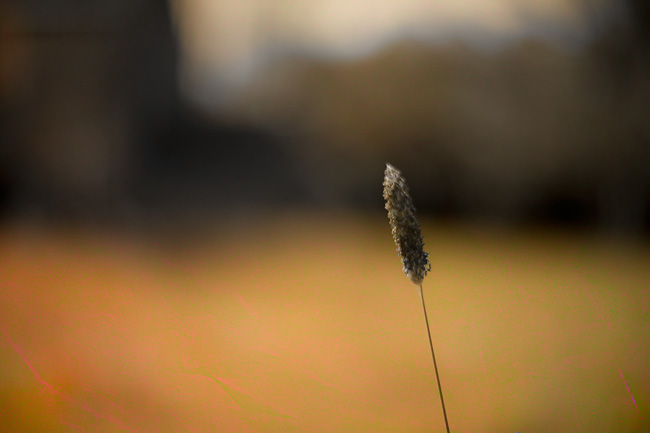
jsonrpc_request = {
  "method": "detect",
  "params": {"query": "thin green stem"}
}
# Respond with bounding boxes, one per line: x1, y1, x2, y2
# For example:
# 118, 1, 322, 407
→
419, 283, 451, 433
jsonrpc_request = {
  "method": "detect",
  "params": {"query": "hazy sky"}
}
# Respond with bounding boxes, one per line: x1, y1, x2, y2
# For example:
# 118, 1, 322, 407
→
172, 0, 599, 103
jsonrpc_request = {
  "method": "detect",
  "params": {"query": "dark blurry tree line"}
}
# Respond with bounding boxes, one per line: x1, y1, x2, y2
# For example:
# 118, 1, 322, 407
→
0, 0, 648, 233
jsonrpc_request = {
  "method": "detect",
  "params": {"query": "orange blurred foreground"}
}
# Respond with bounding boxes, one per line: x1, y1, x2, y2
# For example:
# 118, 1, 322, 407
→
1, 214, 649, 432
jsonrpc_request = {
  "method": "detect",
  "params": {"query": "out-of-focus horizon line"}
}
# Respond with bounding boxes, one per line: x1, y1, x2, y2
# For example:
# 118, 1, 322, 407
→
173, 0, 621, 108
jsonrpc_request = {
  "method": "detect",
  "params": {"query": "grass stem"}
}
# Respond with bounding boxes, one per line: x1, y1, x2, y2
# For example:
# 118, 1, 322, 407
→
419, 283, 451, 433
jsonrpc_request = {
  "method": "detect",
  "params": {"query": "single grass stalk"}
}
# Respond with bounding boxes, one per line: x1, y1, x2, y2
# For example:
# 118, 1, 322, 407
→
418, 283, 451, 433
383, 163, 451, 433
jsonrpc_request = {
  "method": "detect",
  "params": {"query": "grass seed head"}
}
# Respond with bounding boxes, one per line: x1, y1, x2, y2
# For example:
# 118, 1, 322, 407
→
383, 163, 431, 285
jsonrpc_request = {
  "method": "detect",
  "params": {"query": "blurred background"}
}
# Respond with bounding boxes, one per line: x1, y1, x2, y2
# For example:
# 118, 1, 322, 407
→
1, 1, 649, 432
1, 0, 649, 232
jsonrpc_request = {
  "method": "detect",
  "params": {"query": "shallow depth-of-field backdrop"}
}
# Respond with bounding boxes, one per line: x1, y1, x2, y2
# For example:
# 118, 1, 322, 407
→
1, 1, 650, 431
1, 214, 649, 432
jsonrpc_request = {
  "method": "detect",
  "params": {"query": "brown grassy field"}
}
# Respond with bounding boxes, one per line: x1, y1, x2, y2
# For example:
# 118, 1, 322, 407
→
1, 213, 649, 432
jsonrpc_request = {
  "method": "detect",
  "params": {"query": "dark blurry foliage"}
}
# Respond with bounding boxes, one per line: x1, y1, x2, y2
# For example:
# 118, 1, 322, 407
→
226, 0, 650, 233
0, 0, 648, 234
0, 0, 307, 227
0, 0, 180, 221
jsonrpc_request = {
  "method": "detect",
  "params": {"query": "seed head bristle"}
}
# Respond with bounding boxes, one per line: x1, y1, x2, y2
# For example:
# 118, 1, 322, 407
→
383, 163, 431, 285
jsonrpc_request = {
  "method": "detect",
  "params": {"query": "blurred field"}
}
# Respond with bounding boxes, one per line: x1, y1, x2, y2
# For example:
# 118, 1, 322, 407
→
1, 213, 649, 433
